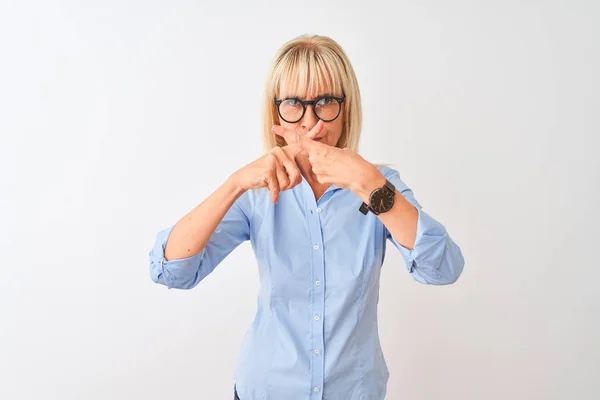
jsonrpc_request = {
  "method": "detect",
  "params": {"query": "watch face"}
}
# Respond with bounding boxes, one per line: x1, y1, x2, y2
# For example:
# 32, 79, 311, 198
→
370, 188, 395, 213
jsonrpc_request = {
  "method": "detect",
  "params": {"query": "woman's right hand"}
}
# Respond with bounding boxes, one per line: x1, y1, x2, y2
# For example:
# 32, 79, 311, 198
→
230, 145, 302, 203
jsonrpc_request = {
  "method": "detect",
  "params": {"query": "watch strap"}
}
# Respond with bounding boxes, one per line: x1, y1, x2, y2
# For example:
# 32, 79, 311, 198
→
384, 179, 396, 194
359, 201, 373, 215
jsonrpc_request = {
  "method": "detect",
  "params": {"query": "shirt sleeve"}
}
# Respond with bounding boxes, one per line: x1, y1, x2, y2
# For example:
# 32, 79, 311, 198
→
382, 167, 465, 285
148, 191, 251, 290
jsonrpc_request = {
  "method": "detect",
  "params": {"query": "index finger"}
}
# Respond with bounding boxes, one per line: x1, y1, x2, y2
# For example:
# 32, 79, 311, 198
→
272, 120, 324, 152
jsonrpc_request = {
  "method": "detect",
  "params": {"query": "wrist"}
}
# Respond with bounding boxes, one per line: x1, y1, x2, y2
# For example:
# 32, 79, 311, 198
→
226, 173, 247, 198
351, 164, 386, 204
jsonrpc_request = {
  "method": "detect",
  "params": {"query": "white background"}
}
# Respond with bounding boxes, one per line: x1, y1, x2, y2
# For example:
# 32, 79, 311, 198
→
1, 1, 598, 399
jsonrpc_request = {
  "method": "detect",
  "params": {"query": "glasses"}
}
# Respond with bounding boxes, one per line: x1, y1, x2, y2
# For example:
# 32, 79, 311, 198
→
274, 95, 345, 123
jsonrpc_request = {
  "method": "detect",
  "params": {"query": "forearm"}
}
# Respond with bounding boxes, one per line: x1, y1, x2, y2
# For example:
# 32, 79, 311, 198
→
352, 163, 464, 284
164, 176, 245, 261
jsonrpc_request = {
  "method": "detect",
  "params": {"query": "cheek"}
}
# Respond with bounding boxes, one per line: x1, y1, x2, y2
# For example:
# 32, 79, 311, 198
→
333, 109, 345, 136
330, 120, 344, 140
279, 119, 291, 129
280, 120, 300, 132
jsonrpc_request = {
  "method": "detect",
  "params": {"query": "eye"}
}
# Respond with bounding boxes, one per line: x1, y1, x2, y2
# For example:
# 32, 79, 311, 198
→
284, 98, 301, 107
317, 96, 334, 105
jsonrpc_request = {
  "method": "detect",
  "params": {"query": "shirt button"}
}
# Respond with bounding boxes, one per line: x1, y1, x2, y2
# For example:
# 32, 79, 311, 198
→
314, 349, 320, 355
315, 280, 321, 286
314, 386, 320, 392
313, 245, 319, 250
316, 207, 322, 213
314, 314, 320, 321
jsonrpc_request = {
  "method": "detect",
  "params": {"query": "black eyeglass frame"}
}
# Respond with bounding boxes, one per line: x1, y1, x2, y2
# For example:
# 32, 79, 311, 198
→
274, 95, 346, 123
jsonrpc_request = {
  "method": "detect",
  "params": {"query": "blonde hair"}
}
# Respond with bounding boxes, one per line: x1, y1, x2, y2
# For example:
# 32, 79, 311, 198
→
261, 34, 362, 153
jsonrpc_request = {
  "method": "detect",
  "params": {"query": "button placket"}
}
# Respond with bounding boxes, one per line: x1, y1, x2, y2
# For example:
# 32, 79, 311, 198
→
304, 191, 326, 399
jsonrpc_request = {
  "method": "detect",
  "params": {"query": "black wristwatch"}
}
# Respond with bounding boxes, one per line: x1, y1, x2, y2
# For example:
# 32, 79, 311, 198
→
359, 179, 396, 215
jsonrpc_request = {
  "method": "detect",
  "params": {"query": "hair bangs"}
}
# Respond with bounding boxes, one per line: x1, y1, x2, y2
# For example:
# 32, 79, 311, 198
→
274, 47, 344, 100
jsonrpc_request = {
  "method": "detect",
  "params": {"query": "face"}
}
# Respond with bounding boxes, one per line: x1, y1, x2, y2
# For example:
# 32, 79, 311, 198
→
276, 90, 344, 148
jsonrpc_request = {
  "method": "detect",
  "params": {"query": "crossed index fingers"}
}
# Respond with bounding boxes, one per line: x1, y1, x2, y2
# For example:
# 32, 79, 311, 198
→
272, 120, 325, 154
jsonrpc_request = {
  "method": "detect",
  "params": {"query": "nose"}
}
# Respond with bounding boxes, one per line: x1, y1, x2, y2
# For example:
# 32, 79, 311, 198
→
300, 104, 319, 131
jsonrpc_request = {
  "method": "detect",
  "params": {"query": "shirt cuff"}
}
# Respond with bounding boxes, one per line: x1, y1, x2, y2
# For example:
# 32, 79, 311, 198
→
149, 226, 206, 289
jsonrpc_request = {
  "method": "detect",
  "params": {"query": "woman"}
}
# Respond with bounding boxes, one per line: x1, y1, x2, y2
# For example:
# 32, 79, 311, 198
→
149, 34, 464, 400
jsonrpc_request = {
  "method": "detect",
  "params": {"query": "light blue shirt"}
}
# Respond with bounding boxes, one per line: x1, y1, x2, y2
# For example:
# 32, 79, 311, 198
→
149, 165, 464, 400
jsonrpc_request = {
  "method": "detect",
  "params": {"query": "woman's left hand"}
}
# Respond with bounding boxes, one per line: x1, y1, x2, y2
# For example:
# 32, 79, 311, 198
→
272, 124, 385, 197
